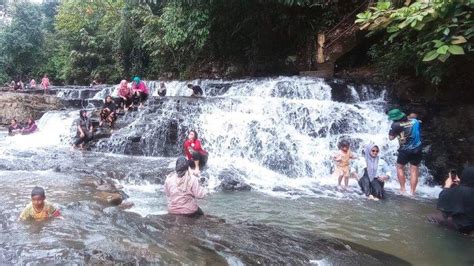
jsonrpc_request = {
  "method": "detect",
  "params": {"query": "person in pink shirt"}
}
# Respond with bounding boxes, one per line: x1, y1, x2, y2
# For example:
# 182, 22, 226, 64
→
41, 74, 50, 92
29, 79, 37, 89
131, 76, 149, 108
164, 156, 207, 217
117, 80, 133, 111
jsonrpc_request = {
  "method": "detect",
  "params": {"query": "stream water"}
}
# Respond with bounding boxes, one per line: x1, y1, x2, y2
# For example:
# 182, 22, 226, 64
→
0, 77, 472, 264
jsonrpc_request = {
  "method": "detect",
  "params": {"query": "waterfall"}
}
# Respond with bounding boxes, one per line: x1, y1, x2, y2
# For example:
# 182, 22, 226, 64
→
3, 76, 440, 198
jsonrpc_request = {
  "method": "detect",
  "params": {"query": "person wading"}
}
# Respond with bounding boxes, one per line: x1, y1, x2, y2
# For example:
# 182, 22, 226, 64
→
388, 109, 422, 196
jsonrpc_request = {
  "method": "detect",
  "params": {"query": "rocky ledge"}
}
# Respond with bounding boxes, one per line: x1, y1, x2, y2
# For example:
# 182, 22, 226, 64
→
0, 92, 63, 126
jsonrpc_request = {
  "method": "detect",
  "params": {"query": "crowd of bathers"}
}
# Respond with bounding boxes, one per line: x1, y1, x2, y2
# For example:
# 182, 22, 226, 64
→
9, 86, 473, 234
4, 74, 51, 91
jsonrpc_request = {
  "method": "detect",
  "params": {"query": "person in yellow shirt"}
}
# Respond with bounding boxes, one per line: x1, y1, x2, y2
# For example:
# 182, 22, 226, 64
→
19, 187, 61, 221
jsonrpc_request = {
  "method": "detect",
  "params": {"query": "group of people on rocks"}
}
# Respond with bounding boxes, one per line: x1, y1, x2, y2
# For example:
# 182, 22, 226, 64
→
7, 117, 38, 136
6, 74, 50, 91
73, 78, 204, 149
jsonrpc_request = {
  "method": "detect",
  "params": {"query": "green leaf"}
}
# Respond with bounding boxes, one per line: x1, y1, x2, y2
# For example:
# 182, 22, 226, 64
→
423, 50, 438, 61
443, 28, 450, 35
438, 53, 450, 62
448, 45, 465, 55
436, 45, 449, 55
432, 40, 445, 48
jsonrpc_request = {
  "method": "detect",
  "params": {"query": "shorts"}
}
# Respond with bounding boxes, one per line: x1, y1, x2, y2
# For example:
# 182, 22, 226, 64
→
334, 165, 350, 178
397, 147, 422, 166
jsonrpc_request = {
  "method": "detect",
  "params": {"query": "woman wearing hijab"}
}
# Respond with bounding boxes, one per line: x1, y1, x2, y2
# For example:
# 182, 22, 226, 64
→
22, 117, 38, 135
117, 80, 133, 111
436, 167, 474, 234
164, 157, 207, 217
358, 143, 390, 200
131, 76, 149, 108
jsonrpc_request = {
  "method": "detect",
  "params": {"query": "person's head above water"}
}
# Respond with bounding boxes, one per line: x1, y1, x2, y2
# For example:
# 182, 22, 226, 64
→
461, 167, 474, 187
27, 117, 35, 125
175, 156, 189, 177
132, 76, 140, 84
188, 130, 198, 140
31, 186, 46, 209
11, 118, 17, 125
187, 84, 193, 89
388, 109, 406, 121
338, 139, 350, 151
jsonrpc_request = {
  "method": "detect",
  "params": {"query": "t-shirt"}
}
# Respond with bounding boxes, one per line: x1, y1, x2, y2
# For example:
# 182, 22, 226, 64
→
76, 118, 92, 133
19, 201, 60, 221
132, 81, 149, 94
389, 118, 421, 151
103, 101, 117, 112
191, 86, 203, 96
183, 139, 207, 160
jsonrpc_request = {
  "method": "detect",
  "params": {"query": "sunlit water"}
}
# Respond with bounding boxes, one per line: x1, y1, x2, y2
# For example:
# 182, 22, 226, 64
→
1, 77, 472, 264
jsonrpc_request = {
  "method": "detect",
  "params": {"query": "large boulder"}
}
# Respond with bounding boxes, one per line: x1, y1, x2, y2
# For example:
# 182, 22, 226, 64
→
0, 92, 63, 126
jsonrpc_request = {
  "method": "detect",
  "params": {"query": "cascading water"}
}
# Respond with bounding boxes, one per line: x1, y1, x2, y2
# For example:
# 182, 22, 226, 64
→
88, 76, 440, 198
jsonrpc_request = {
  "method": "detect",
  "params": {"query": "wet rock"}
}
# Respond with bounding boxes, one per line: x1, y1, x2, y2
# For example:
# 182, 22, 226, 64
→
118, 201, 135, 209
0, 92, 63, 126
218, 168, 251, 191
95, 191, 123, 206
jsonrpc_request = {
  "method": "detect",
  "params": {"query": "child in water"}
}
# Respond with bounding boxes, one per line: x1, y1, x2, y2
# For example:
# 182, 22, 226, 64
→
19, 187, 61, 221
333, 140, 357, 190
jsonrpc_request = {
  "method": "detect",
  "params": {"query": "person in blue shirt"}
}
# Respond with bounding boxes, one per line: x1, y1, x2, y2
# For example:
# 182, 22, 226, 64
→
388, 109, 422, 196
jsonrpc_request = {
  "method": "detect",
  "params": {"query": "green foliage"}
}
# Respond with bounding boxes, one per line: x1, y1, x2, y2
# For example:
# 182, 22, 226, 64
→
356, 0, 473, 84
0, 1, 43, 82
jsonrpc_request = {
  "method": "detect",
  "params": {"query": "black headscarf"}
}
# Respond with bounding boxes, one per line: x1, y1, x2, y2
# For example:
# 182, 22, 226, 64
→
437, 167, 474, 230
79, 110, 87, 120
175, 156, 189, 178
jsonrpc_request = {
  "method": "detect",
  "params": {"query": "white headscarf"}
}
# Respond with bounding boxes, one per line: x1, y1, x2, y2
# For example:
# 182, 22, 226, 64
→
364, 143, 379, 181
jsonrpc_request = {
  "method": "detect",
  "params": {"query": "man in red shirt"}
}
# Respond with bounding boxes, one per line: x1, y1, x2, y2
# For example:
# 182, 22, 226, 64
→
183, 130, 208, 176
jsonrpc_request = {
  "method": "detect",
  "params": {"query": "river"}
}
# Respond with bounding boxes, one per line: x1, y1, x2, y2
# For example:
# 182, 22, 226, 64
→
0, 77, 472, 264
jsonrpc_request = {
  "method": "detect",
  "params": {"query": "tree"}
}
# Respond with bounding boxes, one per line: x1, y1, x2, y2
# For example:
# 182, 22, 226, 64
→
0, 0, 43, 82
356, 0, 473, 83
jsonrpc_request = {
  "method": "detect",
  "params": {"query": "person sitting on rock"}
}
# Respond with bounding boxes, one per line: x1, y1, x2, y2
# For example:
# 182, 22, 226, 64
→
29, 79, 37, 90
131, 76, 149, 108
431, 167, 474, 234
73, 110, 93, 150
8, 118, 23, 135
19, 186, 61, 221
8, 80, 15, 90
158, 82, 167, 97
164, 156, 207, 217
99, 95, 117, 128
357, 143, 390, 200
22, 117, 38, 135
187, 83, 203, 97
117, 80, 133, 111
183, 130, 208, 176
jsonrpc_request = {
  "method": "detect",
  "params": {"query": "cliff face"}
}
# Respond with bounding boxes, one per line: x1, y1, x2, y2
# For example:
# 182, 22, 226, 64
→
0, 92, 63, 126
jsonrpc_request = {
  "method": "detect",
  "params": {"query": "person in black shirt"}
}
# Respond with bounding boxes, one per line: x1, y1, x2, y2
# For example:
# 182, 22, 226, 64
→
73, 110, 93, 149
100, 95, 118, 128
187, 83, 203, 97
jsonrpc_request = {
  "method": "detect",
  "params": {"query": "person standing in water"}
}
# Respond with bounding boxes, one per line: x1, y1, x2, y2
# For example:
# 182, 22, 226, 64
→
187, 83, 203, 97
19, 186, 61, 221
131, 76, 149, 108
73, 110, 93, 149
357, 144, 390, 200
333, 140, 357, 190
183, 130, 208, 176
388, 109, 422, 196
29, 79, 37, 90
41, 74, 50, 92
164, 156, 207, 217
